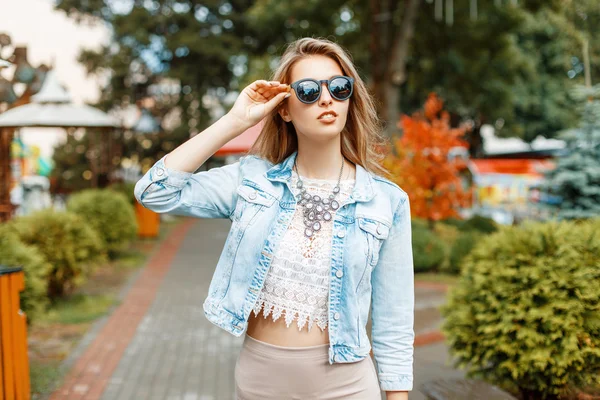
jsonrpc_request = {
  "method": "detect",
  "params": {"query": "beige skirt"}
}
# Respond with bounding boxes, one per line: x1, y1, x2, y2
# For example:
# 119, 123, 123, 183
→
235, 334, 382, 400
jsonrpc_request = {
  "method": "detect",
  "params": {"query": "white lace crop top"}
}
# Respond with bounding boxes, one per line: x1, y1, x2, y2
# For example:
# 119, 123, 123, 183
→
251, 169, 355, 332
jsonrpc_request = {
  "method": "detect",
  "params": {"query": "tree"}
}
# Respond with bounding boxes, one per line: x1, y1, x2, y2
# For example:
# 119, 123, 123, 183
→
539, 84, 600, 220
54, 0, 258, 164
245, 0, 590, 154
383, 93, 472, 226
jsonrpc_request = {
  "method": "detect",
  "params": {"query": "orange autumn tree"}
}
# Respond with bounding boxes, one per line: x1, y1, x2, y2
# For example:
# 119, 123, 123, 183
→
383, 93, 472, 225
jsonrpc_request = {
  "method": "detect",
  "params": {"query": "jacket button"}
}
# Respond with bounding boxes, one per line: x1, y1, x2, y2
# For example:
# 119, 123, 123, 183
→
249, 191, 257, 200
155, 167, 165, 176
336, 230, 345, 238
335, 270, 343, 278
333, 312, 340, 320
376, 224, 382, 235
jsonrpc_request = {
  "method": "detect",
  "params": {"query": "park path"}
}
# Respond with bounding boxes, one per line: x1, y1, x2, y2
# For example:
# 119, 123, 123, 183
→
49, 218, 462, 400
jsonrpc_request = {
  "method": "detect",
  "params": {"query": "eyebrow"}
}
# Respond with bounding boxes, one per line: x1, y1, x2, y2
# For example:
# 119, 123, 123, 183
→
295, 75, 343, 82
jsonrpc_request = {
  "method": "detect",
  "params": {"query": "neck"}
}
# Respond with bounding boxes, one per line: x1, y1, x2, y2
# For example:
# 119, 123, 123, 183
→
295, 140, 352, 180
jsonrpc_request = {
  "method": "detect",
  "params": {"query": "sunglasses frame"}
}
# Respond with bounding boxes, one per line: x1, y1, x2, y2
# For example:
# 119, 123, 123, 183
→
289, 75, 355, 104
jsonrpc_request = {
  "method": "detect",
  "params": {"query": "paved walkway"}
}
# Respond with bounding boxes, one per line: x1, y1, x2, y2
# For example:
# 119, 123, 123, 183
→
49, 218, 463, 400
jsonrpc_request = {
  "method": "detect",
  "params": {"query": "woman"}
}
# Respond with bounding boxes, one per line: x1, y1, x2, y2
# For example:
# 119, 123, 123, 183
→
134, 37, 414, 400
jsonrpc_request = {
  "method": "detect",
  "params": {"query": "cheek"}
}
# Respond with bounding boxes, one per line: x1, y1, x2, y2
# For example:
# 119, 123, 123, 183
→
288, 103, 312, 124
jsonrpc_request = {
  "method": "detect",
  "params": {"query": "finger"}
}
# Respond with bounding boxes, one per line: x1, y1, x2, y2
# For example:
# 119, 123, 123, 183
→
249, 80, 268, 88
263, 91, 291, 114
256, 86, 288, 99
248, 80, 275, 92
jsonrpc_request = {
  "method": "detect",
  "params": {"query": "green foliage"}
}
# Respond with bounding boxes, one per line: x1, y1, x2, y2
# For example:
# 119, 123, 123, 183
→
39, 293, 118, 325
51, 130, 93, 193
441, 219, 600, 399
7, 210, 105, 300
440, 217, 466, 230
108, 181, 137, 206
412, 223, 446, 272
448, 230, 479, 275
540, 84, 600, 219
29, 360, 62, 399
461, 215, 498, 234
432, 223, 461, 272
67, 189, 137, 257
0, 226, 50, 324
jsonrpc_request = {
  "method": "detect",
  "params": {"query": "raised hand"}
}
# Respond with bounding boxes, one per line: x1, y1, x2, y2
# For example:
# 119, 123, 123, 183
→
227, 80, 291, 130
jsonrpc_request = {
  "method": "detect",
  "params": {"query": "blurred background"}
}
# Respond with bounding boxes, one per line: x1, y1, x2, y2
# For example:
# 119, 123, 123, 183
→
0, 1, 598, 399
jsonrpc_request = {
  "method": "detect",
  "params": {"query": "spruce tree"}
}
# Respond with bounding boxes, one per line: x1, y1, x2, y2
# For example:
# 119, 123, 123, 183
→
540, 84, 600, 219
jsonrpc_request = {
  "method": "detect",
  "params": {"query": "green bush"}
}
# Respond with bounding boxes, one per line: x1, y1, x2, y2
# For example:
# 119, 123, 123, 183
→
8, 210, 106, 299
440, 217, 466, 230
67, 189, 137, 257
412, 224, 446, 272
448, 230, 479, 275
107, 181, 137, 206
441, 219, 600, 399
461, 214, 498, 233
411, 218, 430, 231
0, 226, 50, 324
432, 223, 461, 272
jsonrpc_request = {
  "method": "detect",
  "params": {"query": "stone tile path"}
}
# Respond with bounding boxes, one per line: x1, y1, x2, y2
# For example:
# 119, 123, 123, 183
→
49, 218, 463, 400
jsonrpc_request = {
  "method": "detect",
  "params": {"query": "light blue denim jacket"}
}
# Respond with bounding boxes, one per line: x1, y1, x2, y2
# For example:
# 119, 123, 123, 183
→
134, 150, 415, 391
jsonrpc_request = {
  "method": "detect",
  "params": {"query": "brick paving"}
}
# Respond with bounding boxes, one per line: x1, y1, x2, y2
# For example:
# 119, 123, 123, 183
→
49, 217, 463, 400
48, 219, 196, 400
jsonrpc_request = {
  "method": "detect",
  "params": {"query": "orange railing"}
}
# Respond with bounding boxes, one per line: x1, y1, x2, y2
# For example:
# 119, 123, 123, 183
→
0, 266, 31, 400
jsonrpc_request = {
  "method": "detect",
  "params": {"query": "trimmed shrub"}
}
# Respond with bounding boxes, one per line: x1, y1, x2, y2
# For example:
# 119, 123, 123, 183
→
432, 223, 461, 272
0, 226, 50, 324
440, 217, 466, 230
67, 189, 137, 257
8, 210, 106, 299
412, 224, 446, 272
441, 219, 600, 399
411, 218, 430, 231
448, 230, 479, 275
108, 181, 136, 206
461, 214, 498, 233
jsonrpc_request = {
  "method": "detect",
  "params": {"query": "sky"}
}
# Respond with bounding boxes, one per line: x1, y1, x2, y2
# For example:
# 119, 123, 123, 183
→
0, 0, 110, 158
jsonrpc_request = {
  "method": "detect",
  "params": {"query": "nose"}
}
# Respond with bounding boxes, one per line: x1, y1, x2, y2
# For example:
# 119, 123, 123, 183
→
318, 82, 333, 106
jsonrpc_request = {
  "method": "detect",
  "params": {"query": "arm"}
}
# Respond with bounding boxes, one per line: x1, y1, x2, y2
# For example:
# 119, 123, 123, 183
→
133, 114, 247, 219
386, 391, 409, 400
134, 80, 290, 218
371, 194, 415, 393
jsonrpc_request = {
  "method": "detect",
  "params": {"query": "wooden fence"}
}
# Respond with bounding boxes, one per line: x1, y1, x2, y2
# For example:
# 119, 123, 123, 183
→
0, 266, 30, 400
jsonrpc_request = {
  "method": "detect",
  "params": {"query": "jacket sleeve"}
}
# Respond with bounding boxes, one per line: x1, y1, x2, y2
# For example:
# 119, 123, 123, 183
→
133, 154, 242, 219
370, 193, 415, 391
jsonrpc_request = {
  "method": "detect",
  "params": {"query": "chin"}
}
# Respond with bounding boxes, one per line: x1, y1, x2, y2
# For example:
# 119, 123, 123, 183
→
311, 128, 343, 141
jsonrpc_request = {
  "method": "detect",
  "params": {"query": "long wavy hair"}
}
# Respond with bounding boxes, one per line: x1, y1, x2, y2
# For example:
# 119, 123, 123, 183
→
248, 37, 389, 178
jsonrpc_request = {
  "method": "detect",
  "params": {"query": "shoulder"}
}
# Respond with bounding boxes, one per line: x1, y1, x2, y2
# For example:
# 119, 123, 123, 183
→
238, 154, 274, 176
370, 173, 409, 207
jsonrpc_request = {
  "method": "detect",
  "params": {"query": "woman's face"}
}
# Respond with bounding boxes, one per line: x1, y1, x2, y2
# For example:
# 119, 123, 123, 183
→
279, 55, 350, 142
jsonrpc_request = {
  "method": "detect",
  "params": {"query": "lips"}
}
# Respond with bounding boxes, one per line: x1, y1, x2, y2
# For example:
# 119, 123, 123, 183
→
318, 111, 338, 119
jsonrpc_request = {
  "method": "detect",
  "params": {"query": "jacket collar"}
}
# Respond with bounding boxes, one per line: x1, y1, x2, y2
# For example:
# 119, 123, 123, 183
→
265, 150, 375, 202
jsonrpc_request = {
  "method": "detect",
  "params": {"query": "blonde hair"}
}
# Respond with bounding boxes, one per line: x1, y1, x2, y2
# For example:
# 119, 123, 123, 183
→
248, 37, 389, 178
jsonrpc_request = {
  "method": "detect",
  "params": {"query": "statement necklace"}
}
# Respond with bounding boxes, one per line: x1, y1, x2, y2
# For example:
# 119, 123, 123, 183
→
294, 157, 344, 238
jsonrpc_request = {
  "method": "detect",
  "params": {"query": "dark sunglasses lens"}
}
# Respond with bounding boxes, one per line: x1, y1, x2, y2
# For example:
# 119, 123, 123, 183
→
330, 77, 352, 100
297, 81, 320, 103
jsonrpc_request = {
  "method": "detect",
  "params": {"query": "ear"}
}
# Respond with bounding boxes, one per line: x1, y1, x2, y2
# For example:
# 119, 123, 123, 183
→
278, 104, 292, 122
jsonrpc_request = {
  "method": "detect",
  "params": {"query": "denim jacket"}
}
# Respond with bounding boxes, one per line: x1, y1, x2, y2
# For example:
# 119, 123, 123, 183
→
134, 150, 415, 391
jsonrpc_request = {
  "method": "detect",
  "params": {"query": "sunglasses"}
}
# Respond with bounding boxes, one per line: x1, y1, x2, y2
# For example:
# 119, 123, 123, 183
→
289, 75, 354, 104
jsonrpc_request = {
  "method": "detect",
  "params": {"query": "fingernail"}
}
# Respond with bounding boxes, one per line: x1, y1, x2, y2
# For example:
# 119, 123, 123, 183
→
284, 93, 291, 98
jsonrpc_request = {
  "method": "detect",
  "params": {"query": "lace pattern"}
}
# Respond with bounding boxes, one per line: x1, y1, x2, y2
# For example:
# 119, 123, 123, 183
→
252, 171, 355, 332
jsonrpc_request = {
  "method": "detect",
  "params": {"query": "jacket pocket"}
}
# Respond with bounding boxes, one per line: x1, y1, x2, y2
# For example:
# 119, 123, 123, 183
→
356, 217, 391, 295
232, 181, 276, 223
358, 217, 390, 266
